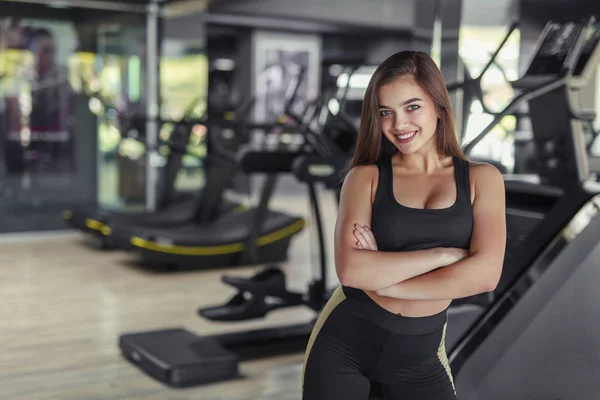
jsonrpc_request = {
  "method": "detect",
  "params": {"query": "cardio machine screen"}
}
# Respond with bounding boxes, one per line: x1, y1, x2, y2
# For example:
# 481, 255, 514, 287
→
573, 22, 600, 77
524, 22, 585, 77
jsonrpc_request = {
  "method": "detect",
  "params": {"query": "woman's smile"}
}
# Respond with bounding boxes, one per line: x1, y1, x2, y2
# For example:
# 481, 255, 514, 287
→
394, 130, 418, 144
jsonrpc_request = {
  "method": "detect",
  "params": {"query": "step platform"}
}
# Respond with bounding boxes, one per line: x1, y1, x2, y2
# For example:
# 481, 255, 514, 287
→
119, 323, 314, 387
119, 328, 239, 387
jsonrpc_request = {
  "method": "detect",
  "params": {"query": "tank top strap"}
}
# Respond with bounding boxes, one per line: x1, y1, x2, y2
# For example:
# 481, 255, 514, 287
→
373, 156, 392, 207
453, 156, 472, 205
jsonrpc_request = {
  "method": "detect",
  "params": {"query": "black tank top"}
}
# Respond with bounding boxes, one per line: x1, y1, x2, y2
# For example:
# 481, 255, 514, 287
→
370, 156, 474, 252
342, 156, 474, 301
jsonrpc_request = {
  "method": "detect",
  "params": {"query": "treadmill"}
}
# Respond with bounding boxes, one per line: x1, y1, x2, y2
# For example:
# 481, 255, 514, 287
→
446, 17, 600, 400
373, 17, 600, 400
63, 98, 250, 249
111, 69, 311, 270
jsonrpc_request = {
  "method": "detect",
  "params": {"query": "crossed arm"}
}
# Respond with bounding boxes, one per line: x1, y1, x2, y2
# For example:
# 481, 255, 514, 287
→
335, 162, 506, 301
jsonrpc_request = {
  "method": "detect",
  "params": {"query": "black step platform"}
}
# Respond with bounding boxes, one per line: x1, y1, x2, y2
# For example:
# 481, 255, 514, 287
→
119, 328, 239, 387
119, 323, 314, 387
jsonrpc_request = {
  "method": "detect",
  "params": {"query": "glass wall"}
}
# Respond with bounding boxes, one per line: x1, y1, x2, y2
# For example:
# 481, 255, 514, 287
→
0, 4, 147, 233
159, 35, 208, 196
94, 22, 147, 209
0, 16, 90, 232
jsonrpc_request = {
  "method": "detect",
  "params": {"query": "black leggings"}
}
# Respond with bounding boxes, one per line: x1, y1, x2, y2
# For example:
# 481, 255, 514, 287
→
302, 286, 456, 400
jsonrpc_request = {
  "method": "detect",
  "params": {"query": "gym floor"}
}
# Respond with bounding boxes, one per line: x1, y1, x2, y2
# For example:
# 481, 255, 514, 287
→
2, 190, 339, 400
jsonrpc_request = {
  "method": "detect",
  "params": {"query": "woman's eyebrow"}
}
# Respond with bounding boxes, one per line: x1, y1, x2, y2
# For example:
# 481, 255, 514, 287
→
378, 97, 423, 109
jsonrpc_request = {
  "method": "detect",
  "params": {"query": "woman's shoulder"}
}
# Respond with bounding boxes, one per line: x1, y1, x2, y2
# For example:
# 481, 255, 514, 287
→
467, 159, 503, 177
344, 164, 379, 187
467, 160, 505, 194
342, 164, 381, 204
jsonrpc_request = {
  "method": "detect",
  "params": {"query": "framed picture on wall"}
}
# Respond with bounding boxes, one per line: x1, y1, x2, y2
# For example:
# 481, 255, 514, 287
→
251, 31, 322, 125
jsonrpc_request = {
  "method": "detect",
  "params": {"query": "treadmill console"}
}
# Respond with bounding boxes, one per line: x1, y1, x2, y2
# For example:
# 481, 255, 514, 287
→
573, 20, 600, 77
523, 21, 586, 77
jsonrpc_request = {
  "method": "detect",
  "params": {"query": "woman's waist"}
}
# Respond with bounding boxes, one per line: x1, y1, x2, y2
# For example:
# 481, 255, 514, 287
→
341, 286, 449, 334
364, 290, 451, 317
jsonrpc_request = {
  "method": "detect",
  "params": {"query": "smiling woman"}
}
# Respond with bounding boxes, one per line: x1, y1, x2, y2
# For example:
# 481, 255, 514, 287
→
379, 82, 438, 148
301, 51, 506, 400
351, 51, 467, 167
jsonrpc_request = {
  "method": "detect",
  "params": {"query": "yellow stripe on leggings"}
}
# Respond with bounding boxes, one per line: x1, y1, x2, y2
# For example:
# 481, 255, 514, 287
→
437, 322, 456, 395
301, 285, 346, 390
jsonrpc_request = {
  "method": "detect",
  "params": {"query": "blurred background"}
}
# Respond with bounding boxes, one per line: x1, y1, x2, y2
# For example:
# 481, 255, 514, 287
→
1, 1, 600, 399
0, 0, 596, 235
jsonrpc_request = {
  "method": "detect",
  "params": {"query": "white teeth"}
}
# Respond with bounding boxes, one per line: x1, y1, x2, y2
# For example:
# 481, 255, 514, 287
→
397, 131, 416, 139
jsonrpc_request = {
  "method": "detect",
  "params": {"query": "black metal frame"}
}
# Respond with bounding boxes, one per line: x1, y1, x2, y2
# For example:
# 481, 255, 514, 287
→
446, 21, 520, 139
239, 66, 308, 264
193, 167, 329, 361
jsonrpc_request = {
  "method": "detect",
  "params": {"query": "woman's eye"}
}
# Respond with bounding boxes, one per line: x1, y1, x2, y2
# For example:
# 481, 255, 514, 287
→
407, 104, 420, 111
380, 110, 391, 117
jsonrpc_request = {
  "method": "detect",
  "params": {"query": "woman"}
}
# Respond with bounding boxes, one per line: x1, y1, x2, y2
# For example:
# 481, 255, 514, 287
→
301, 51, 506, 399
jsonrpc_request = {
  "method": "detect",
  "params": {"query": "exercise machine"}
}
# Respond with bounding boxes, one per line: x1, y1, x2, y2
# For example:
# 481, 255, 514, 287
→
63, 96, 247, 248
445, 17, 600, 400
64, 122, 233, 248
371, 16, 600, 400
370, 17, 600, 400
68, 65, 304, 258
452, 17, 600, 396
118, 93, 346, 385
109, 68, 312, 270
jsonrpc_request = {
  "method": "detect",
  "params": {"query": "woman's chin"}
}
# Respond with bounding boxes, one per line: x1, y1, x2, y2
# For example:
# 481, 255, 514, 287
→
394, 141, 420, 154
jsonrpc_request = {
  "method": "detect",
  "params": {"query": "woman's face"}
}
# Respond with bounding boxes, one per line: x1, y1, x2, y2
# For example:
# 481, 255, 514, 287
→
378, 76, 439, 155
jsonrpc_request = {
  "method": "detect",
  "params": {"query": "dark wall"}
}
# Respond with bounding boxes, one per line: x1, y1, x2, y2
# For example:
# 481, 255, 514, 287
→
208, 0, 415, 30
520, 0, 599, 24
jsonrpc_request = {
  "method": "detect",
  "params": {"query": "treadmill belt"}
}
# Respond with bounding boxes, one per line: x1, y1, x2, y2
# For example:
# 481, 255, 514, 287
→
66, 192, 197, 232
130, 208, 305, 255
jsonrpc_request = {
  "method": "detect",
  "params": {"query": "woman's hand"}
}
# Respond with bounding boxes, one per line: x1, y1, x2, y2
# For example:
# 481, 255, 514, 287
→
353, 224, 378, 251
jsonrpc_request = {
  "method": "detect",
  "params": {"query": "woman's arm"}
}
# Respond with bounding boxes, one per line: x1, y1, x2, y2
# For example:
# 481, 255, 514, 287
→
335, 165, 466, 292
375, 163, 507, 300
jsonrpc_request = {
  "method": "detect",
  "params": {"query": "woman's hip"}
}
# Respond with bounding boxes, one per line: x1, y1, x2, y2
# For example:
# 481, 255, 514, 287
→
305, 286, 449, 355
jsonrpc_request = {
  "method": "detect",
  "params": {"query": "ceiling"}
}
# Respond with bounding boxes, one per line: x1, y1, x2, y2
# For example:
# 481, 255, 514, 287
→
2, 0, 596, 26
2, 0, 184, 12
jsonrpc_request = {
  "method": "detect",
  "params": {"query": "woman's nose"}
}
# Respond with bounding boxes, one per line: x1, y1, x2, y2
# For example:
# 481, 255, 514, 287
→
394, 115, 411, 130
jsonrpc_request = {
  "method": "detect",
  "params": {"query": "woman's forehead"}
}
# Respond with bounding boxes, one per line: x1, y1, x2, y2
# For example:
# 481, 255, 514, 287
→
378, 77, 428, 103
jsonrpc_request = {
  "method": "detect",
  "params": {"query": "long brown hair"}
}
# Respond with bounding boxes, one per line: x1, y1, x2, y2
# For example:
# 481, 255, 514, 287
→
349, 51, 466, 169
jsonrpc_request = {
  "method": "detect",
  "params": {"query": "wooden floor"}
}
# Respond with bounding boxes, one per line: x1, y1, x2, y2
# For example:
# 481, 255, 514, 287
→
1, 192, 339, 400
